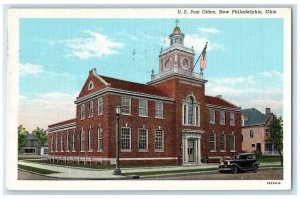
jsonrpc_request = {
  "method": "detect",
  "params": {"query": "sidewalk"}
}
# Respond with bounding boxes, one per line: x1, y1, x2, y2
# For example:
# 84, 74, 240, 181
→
18, 160, 281, 180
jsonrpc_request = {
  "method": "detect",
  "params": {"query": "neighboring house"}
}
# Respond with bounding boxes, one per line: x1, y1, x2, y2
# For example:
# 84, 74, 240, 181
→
20, 134, 47, 155
241, 108, 278, 155
47, 24, 242, 165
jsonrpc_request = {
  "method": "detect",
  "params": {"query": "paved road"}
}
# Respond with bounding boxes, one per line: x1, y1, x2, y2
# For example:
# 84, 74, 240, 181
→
142, 169, 283, 180
18, 170, 58, 180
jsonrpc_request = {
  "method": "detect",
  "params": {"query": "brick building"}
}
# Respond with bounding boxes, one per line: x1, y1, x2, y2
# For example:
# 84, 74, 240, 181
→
47, 25, 242, 165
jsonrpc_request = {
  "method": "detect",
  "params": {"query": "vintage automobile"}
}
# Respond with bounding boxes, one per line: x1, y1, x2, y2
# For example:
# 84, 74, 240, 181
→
219, 153, 260, 174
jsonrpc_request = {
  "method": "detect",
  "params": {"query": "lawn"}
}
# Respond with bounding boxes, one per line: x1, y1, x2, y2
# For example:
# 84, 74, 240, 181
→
18, 164, 60, 175
258, 156, 282, 163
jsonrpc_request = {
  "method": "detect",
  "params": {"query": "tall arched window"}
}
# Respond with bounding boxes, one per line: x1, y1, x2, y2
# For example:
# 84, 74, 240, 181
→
182, 95, 200, 126
81, 128, 85, 151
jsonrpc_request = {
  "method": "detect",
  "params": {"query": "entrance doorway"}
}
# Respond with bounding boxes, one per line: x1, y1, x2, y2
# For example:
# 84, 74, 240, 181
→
188, 139, 195, 162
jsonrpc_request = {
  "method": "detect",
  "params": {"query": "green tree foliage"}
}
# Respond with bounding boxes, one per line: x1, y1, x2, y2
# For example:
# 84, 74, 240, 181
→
18, 125, 28, 151
269, 116, 283, 166
32, 127, 47, 146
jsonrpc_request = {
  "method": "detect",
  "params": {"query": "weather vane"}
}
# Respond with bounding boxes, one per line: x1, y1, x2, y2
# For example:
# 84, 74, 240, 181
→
175, 18, 179, 27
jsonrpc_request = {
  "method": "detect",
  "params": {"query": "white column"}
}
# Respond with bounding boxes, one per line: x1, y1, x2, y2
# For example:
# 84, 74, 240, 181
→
197, 138, 201, 164
184, 137, 188, 163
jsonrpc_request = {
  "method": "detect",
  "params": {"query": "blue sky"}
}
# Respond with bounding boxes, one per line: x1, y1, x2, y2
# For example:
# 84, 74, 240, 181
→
19, 18, 283, 131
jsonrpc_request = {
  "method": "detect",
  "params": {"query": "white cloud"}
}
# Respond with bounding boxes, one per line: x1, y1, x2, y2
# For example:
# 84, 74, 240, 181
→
261, 70, 283, 78
19, 63, 44, 75
210, 75, 255, 85
60, 30, 124, 59
184, 34, 223, 52
198, 27, 220, 34
18, 92, 78, 132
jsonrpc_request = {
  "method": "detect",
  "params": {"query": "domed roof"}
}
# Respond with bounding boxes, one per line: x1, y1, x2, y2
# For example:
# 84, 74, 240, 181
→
173, 26, 181, 33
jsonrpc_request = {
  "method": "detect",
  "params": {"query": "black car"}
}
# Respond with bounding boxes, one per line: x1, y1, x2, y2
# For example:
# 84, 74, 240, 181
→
219, 153, 260, 174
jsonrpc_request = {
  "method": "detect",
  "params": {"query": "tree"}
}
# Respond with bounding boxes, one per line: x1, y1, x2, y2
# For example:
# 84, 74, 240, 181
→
269, 115, 283, 166
32, 127, 48, 146
18, 125, 28, 152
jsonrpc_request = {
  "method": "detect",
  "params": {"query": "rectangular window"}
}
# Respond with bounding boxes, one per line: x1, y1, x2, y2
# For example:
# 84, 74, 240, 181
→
66, 131, 69, 151
230, 133, 235, 151
138, 129, 148, 151
209, 133, 216, 151
220, 111, 225, 125
250, 130, 254, 138
195, 106, 200, 126
89, 101, 94, 117
81, 129, 85, 151
55, 133, 58, 151
252, 144, 256, 147
51, 135, 54, 152
220, 133, 226, 151
60, 133, 64, 152
210, 110, 215, 123
121, 97, 131, 114
139, 99, 148, 116
72, 130, 76, 151
183, 104, 187, 124
265, 128, 269, 136
81, 104, 85, 119
98, 97, 103, 115
121, 127, 131, 151
155, 130, 164, 151
88, 128, 93, 151
155, 101, 163, 118
230, 112, 235, 126
98, 127, 103, 151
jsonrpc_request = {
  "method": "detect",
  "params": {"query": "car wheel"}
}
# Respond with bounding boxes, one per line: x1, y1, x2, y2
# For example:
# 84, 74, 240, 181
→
231, 166, 238, 174
252, 165, 258, 173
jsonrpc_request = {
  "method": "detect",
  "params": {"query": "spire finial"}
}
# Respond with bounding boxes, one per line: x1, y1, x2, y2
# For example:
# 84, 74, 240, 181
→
175, 18, 179, 27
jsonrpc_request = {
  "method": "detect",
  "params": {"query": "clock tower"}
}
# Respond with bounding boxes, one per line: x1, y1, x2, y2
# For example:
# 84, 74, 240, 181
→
159, 25, 195, 73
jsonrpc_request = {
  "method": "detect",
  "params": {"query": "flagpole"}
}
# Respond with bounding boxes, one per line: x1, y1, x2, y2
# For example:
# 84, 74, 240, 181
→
191, 42, 208, 74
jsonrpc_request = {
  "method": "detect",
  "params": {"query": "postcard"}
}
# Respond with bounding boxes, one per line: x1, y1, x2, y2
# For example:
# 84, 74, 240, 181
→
6, 7, 291, 191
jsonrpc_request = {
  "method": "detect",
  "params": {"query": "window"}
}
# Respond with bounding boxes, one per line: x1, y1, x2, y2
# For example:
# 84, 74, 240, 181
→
182, 96, 200, 126
51, 135, 54, 152
209, 133, 216, 151
121, 127, 131, 151
98, 97, 103, 115
210, 110, 215, 123
98, 127, 103, 151
80, 128, 85, 151
155, 130, 164, 151
139, 99, 148, 116
88, 127, 93, 151
220, 111, 225, 125
230, 112, 235, 126
265, 128, 269, 136
230, 132, 235, 151
66, 131, 69, 151
252, 144, 256, 147
121, 97, 131, 114
60, 133, 64, 152
250, 130, 254, 138
220, 133, 226, 151
155, 102, 163, 118
138, 129, 148, 151
72, 130, 76, 151
89, 101, 94, 117
55, 133, 58, 151
81, 104, 86, 119
88, 81, 94, 90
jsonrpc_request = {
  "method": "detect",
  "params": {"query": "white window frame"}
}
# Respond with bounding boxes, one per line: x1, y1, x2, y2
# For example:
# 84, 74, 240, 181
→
209, 132, 216, 152
182, 96, 200, 126
88, 81, 94, 90
72, 130, 76, 152
220, 132, 226, 152
97, 127, 103, 151
121, 127, 131, 151
210, 109, 215, 124
60, 133, 64, 152
154, 129, 164, 152
230, 112, 235, 126
155, 101, 163, 118
98, 97, 103, 115
66, 130, 69, 151
80, 128, 85, 152
230, 132, 236, 152
89, 101, 94, 117
250, 130, 254, 138
81, 104, 86, 119
121, 97, 131, 115
88, 127, 93, 151
138, 128, 148, 152
220, 111, 225, 125
139, 99, 148, 117
51, 134, 54, 152
55, 133, 58, 152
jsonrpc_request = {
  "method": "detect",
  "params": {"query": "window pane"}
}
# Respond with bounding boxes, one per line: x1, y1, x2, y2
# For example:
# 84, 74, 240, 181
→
210, 110, 215, 123
155, 130, 164, 151
121, 97, 130, 114
121, 128, 131, 150
98, 97, 103, 114
139, 100, 148, 116
155, 102, 163, 118
209, 133, 216, 151
138, 129, 148, 150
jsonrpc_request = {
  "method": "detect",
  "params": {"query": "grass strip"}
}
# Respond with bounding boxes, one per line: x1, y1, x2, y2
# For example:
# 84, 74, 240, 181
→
122, 167, 218, 176
18, 164, 60, 175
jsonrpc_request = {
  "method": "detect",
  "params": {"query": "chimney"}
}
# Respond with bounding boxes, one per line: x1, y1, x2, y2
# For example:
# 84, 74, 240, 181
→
215, 95, 222, 99
265, 107, 271, 115
89, 68, 96, 75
